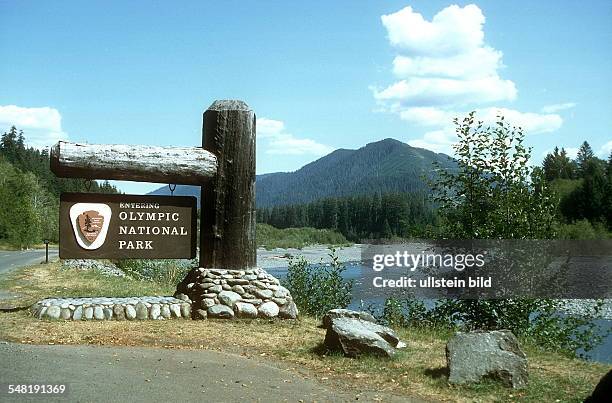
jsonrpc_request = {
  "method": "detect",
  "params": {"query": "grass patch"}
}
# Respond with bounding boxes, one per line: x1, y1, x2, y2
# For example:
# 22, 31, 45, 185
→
257, 223, 350, 250
0, 262, 609, 402
0, 261, 174, 306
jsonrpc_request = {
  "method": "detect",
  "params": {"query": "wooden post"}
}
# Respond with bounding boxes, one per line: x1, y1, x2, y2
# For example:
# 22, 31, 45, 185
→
199, 100, 256, 270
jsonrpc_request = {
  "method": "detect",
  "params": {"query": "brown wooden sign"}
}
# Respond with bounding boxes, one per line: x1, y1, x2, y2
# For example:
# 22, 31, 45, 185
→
60, 193, 197, 259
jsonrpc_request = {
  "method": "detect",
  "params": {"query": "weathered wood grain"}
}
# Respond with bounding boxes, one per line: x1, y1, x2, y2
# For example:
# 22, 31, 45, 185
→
199, 100, 257, 270
50, 141, 218, 185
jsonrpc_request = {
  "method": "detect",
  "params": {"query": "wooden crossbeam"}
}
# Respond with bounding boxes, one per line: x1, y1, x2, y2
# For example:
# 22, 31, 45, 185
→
50, 142, 218, 185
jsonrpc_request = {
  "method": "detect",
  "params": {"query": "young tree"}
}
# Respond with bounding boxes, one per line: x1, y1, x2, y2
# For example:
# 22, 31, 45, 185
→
576, 141, 595, 177
428, 112, 559, 332
431, 112, 557, 239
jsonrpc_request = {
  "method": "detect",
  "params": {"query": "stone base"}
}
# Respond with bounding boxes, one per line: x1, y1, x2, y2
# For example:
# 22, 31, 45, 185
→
175, 267, 298, 320
31, 296, 191, 321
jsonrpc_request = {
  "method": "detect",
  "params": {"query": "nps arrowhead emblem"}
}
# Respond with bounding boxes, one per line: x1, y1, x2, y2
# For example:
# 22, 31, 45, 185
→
69, 203, 112, 250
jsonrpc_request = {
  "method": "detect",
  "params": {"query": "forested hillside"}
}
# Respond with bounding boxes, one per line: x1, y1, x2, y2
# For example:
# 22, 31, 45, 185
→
257, 192, 436, 241
256, 138, 456, 207
0, 127, 118, 248
542, 141, 612, 237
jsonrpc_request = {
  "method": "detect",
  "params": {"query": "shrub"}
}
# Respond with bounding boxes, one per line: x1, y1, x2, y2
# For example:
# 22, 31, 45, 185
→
114, 258, 196, 286
283, 249, 353, 317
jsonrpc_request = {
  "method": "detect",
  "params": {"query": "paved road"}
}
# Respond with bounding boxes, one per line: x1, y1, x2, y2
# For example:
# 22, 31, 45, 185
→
0, 249, 59, 301
0, 249, 58, 276
0, 342, 418, 403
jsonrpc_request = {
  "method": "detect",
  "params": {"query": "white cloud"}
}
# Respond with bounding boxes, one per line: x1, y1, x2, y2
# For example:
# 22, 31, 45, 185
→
476, 108, 562, 134
599, 140, 612, 157
392, 46, 503, 79
376, 4, 516, 108
381, 4, 485, 57
374, 4, 567, 154
0, 105, 68, 148
257, 117, 333, 156
404, 107, 562, 154
541, 102, 576, 113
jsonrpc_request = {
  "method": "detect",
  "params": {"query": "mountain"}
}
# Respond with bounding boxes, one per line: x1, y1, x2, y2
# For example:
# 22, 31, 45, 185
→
148, 138, 455, 207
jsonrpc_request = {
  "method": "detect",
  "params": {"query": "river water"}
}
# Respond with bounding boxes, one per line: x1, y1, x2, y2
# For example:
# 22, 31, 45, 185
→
265, 263, 612, 364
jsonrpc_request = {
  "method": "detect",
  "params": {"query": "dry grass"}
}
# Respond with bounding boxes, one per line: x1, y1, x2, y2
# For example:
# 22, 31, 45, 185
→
0, 262, 610, 402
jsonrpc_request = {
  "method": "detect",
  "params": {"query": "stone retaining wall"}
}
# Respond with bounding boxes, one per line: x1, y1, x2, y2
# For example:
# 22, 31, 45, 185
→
175, 267, 298, 319
31, 296, 190, 321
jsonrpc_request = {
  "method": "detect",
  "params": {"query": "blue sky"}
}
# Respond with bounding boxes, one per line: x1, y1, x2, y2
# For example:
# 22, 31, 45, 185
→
1, 0, 611, 194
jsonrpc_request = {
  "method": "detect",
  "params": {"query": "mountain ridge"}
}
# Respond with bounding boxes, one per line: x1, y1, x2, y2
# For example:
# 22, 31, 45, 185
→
148, 138, 455, 207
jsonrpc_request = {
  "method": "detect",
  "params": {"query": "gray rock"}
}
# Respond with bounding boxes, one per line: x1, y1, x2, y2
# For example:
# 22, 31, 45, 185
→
60, 308, 72, 320
94, 306, 104, 320
254, 289, 274, 299
208, 304, 234, 319
125, 305, 137, 320
209, 285, 222, 293
241, 298, 263, 305
84, 307, 94, 320
73, 306, 83, 321
279, 301, 299, 319
113, 305, 125, 320
234, 302, 258, 318
181, 303, 191, 318
271, 297, 287, 306
46, 305, 61, 320
161, 305, 172, 319
323, 317, 402, 358
195, 309, 208, 319
231, 285, 245, 294
322, 309, 377, 328
202, 298, 215, 309
218, 291, 242, 307
170, 304, 181, 318
446, 330, 528, 389
242, 274, 257, 281
103, 308, 113, 320
227, 278, 249, 286
135, 303, 148, 320
221, 284, 232, 291
150, 304, 161, 319
258, 301, 280, 318
253, 280, 267, 289
202, 293, 217, 299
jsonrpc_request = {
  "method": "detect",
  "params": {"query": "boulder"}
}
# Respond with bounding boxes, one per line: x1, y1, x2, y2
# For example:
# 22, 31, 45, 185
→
278, 301, 299, 319
323, 316, 403, 358
258, 301, 280, 318
135, 303, 148, 320
321, 309, 376, 328
208, 304, 234, 319
446, 330, 528, 389
234, 302, 258, 318
45, 305, 61, 320
113, 305, 125, 320
218, 291, 242, 307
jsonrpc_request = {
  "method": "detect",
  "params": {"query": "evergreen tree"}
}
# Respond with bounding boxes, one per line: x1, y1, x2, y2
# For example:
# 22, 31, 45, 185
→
576, 141, 595, 178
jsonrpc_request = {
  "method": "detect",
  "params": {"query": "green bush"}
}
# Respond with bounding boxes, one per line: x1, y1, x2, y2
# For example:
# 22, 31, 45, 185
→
556, 219, 611, 239
114, 258, 196, 286
283, 249, 353, 317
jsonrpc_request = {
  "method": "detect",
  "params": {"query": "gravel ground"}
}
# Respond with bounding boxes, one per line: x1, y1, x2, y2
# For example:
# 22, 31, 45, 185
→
556, 299, 612, 320
256, 244, 363, 269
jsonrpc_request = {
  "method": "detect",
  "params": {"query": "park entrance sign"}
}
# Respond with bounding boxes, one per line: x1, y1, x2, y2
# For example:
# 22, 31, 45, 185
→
50, 100, 257, 269
59, 193, 197, 259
